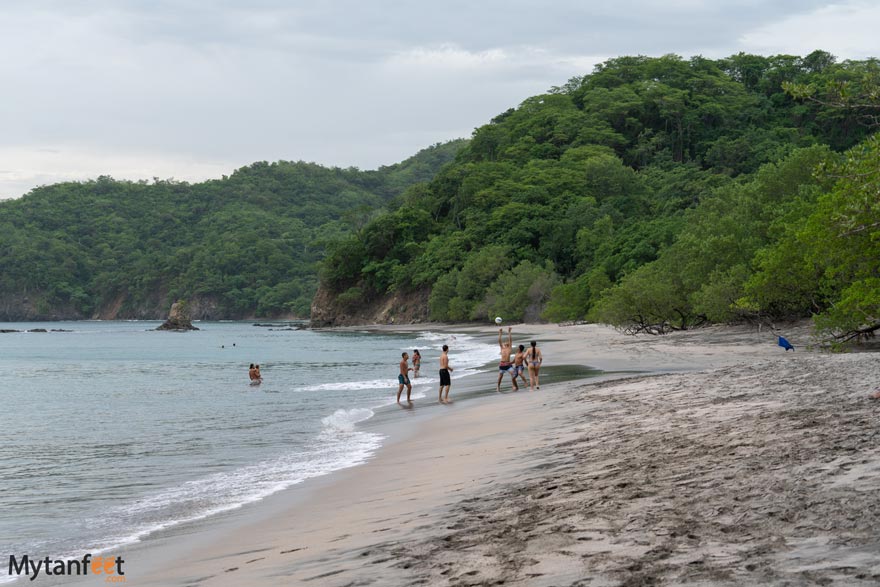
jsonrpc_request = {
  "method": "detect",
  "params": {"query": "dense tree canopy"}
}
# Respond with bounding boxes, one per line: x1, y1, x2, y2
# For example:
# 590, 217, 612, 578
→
0, 141, 465, 319
321, 52, 879, 341
4, 50, 878, 340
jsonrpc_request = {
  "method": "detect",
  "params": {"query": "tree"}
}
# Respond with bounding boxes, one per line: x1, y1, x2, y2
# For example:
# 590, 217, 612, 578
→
479, 261, 559, 322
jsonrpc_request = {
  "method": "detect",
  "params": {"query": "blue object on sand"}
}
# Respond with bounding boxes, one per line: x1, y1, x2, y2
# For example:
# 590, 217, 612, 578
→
778, 336, 794, 351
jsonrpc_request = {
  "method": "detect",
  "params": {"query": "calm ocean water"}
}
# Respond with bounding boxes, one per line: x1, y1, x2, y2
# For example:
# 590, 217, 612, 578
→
0, 321, 497, 582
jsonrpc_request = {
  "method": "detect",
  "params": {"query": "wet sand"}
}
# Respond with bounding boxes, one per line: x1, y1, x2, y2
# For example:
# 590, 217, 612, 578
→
133, 323, 880, 586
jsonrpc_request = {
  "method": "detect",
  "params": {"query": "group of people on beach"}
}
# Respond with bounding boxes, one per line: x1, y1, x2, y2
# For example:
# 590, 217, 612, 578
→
396, 326, 543, 404
396, 345, 452, 403
496, 326, 543, 392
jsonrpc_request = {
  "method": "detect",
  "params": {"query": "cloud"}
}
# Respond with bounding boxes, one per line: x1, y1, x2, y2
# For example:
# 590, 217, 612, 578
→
382, 43, 607, 85
0, 145, 236, 199
739, 1, 880, 58
0, 1, 876, 199
387, 45, 509, 70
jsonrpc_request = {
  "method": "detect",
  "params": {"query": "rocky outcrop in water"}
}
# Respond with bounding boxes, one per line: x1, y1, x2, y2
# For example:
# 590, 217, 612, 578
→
156, 301, 200, 331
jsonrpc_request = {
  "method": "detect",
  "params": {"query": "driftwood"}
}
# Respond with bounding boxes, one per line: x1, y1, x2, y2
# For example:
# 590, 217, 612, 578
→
619, 311, 707, 336
829, 322, 880, 345
621, 321, 673, 336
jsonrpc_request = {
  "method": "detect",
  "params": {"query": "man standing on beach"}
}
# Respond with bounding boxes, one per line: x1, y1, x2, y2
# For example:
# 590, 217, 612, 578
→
497, 326, 519, 392
397, 352, 413, 403
439, 344, 453, 403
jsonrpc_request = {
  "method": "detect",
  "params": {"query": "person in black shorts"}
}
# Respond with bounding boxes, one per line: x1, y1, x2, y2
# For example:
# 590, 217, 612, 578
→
439, 344, 454, 403
496, 326, 518, 392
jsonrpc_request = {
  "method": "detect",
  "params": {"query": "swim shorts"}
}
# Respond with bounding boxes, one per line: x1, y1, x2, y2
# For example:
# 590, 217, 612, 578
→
514, 365, 524, 377
499, 362, 513, 373
439, 368, 451, 386
398, 374, 410, 386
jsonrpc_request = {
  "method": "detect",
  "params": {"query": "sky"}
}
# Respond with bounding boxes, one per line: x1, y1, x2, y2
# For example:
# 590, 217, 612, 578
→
0, 0, 877, 199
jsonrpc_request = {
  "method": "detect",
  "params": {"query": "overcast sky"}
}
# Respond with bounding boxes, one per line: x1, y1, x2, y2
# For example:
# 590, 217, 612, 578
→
0, 0, 877, 199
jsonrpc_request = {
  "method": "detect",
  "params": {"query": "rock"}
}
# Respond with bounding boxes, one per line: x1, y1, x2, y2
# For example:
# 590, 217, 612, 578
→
309, 283, 430, 327
27, 328, 48, 333
156, 301, 200, 331
0, 329, 21, 333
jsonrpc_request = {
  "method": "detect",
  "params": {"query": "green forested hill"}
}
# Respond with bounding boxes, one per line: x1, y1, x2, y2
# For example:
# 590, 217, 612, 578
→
0, 140, 465, 319
320, 52, 880, 341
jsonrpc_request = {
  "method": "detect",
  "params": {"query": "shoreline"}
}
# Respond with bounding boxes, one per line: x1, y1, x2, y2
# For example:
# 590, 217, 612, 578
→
43, 322, 614, 586
39, 321, 880, 586
110, 373, 602, 586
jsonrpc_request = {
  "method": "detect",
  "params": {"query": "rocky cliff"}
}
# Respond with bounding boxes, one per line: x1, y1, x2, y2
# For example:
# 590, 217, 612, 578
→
0, 284, 405, 324
0, 292, 299, 321
310, 284, 430, 327
0, 294, 83, 321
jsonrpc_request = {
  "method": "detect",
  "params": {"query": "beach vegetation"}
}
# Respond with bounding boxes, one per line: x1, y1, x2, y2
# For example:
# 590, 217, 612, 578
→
744, 134, 880, 342
320, 52, 878, 342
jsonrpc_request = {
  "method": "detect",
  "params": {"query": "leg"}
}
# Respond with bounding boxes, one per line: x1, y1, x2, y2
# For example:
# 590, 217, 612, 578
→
397, 384, 404, 403
535, 366, 540, 389
496, 372, 503, 392
444, 386, 451, 401
406, 383, 412, 402
511, 372, 519, 391
439, 386, 444, 403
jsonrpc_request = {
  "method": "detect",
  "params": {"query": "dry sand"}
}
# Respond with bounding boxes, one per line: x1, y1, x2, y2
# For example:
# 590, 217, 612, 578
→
133, 323, 880, 586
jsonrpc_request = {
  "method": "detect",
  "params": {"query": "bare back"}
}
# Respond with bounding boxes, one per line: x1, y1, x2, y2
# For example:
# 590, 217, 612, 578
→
527, 347, 542, 366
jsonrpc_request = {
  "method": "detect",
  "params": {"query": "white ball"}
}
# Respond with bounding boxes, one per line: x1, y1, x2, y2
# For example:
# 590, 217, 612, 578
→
495, 317, 503, 324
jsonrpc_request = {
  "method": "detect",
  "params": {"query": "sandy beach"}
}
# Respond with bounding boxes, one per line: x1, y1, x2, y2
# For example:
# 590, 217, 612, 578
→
128, 322, 880, 586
